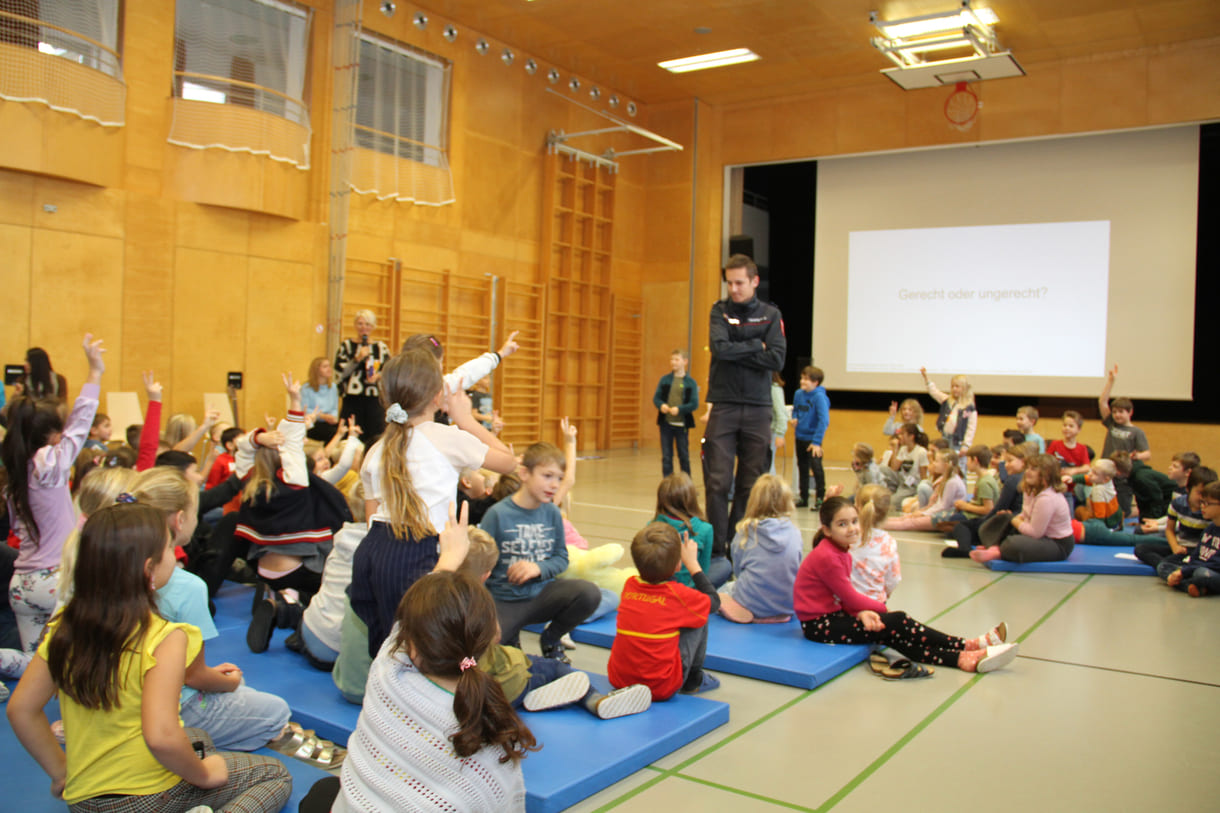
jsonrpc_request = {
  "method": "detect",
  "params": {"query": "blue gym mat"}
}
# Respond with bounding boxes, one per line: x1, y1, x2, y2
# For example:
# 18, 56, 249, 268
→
0, 692, 320, 813
206, 620, 729, 813
986, 544, 1155, 575
563, 612, 872, 690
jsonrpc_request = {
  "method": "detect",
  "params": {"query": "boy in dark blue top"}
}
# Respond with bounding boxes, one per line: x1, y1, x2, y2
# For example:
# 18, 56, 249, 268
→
481, 442, 600, 662
791, 365, 830, 509
1161, 480, 1220, 598
653, 349, 699, 476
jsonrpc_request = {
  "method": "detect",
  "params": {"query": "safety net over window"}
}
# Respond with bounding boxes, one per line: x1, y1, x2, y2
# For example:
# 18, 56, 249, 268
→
170, 0, 311, 168
351, 34, 454, 206
0, 0, 124, 125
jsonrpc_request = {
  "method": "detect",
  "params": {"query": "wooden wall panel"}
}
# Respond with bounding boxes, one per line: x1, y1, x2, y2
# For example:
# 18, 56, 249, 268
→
0, 169, 35, 225
32, 178, 124, 238
28, 231, 125, 391
0, 225, 32, 361
246, 257, 318, 423
121, 195, 176, 394
172, 248, 248, 420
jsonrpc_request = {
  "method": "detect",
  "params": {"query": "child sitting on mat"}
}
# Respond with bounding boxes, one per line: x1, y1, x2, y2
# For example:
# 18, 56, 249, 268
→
459, 528, 651, 718
795, 496, 1016, 677
971, 454, 1073, 565
717, 474, 802, 624
609, 523, 721, 699
324, 567, 536, 811
882, 449, 966, 531
481, 442, 600, 664
1134, 467, 1217, 568
6, 503, 291, 813
1159, 480, 1220, 598
650, 471, 715, 589
850, 486, 901, 603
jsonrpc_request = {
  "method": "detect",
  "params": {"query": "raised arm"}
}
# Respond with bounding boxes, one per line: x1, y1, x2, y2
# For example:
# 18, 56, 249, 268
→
554, 417, 578, 511
445, 383, 514, 471
921, 367, 948, 405
1098, 364, 1117, 421
37, 336, 103, 484
278, 373, 308, 486
173, 409, 220, 453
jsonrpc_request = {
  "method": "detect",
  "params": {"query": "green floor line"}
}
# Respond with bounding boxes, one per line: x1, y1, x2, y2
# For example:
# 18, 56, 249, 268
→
670, 773, 818, 811
1015, 654, 1220, 688
592, 687, 816, 812
926, 571, 1008, 623
813, 575, 1092, 812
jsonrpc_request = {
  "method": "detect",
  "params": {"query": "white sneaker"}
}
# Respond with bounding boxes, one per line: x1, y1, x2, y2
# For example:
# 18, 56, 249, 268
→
977, 643, 1019, 673
594, 684, 652, 720
522, 670, 590, 711
985, 622, 1008, 646
560, 634, 577, 650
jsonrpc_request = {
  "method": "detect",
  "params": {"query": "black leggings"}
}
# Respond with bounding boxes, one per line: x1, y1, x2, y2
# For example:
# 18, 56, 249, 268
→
801, 610, 968, 666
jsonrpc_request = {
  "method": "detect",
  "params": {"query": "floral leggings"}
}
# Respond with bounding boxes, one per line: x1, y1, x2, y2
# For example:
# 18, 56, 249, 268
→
801, 610, 968, 666
9, 566, 59, 653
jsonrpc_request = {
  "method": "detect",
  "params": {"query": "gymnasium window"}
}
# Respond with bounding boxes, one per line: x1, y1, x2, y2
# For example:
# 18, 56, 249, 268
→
355, 34, 450, 167
172, 0, 310, 127
0, 0, 121, 78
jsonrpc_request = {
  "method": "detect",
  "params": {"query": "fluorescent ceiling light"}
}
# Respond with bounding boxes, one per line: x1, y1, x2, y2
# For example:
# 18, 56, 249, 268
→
658, 48, 759, 74
876, 7, 997, 40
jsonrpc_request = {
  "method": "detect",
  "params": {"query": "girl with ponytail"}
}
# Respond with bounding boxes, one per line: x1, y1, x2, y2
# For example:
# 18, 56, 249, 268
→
351, 346, 514, 658
325, 528, 534, 811
849, 485, 901, 603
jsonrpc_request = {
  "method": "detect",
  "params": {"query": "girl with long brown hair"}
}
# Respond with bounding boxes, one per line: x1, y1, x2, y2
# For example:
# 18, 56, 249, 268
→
329, 568, 534, 811
649, 472, 716, 587
6, 502, 291, 812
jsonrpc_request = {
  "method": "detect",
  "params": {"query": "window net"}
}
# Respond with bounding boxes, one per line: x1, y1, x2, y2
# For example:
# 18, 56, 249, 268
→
350, 34, 454, 206
169, 0, 312, 168
0, 0, 124, 126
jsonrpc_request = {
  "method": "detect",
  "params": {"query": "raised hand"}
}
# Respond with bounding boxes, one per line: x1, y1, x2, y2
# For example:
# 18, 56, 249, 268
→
560, 416, 577, 443
82, 334, 106, 381
919, 366, 929, 381
143, 370, 163, 402
436, 500, 471, 572
347, 415, 363, 437
498, 330, 520, 358
444, 381, 473, 422
491, 410, 504, 434
1106, 364, 1118, 383
258, 430, 285, 448
202, 408, 221, 428
889, 400, 898, 416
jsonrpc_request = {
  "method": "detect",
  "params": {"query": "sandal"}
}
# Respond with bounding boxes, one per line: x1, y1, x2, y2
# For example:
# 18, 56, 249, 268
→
271, 723, 345, 769
868, 654, 933, 680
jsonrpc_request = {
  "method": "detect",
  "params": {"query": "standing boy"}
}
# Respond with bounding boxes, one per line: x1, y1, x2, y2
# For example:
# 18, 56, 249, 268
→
1098, 364, 1151, 515
481, 442, 600, 663
791, 366, 830, 509
653, 349, 699, 476
609, 522, 721, 699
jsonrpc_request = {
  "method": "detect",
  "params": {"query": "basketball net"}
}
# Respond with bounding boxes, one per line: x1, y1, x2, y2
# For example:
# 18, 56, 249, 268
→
944, 81, 980, 132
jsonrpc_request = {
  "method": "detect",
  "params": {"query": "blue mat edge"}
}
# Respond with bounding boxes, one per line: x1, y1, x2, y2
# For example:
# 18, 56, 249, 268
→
985, 544, 1154, 575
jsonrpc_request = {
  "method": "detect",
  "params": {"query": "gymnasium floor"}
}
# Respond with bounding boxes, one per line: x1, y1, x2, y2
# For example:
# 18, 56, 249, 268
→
546, 449, 1220, 812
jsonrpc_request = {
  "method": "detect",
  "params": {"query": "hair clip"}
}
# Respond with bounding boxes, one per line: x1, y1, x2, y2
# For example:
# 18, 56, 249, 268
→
428, 335, 440, 347
115, 492, 136, 504
386, 403, 410, 424
459, 656, 477, 672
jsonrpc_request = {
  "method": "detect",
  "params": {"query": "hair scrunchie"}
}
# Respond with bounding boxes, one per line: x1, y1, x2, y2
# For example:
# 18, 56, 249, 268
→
459, 657, 477, 672
115, 493, 136, 504
386, 403, 410, 424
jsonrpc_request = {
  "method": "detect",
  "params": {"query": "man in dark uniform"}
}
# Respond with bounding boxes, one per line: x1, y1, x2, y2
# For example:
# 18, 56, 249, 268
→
704, 254, 786, 572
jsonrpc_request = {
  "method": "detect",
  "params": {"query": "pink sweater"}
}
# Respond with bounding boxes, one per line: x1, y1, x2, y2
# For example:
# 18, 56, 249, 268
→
1016, 487, 1073, 539
11, 383, 99, 573
794, 538, 888, 622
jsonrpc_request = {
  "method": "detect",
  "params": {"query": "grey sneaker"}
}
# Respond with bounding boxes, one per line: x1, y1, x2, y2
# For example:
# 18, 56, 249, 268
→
593, 684, 652, 719
523, 671, 590, 711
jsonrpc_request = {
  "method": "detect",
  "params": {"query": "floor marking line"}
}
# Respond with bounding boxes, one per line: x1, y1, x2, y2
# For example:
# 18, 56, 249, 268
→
926, 571, 1007, 624
814, 575, 1092, 812
1015, 654, 1220, 689
671, 773, 818, 811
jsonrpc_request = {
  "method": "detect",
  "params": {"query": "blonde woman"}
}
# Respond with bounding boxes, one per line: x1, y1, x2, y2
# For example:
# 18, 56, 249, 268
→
335, 309, 390, 442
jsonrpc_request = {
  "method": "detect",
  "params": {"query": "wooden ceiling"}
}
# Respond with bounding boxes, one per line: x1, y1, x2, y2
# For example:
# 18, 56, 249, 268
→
404, 0, 1220, 105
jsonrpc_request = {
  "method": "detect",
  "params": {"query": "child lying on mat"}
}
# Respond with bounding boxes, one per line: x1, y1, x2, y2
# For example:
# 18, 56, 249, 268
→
1159, 480, 1220, 598
717, 474, 802, 624
458, 528, 650, 719
609, 523, 721, 699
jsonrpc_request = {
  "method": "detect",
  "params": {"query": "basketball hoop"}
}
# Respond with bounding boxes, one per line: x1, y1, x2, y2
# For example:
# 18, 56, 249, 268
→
944, 81, 980, 131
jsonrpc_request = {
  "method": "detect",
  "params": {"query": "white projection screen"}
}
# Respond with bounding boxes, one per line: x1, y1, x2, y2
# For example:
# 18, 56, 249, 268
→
811, 126, 1199, 399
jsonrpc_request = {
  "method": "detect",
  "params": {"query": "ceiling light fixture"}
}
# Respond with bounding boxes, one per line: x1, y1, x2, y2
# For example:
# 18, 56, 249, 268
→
412, 11, 427, 30
501, 48, 514, 66
524, 58, 537, 75
657, 47, 759, 74
474, 38, 489, 55
442, 25, 457, 43
870, 1, 1023, 89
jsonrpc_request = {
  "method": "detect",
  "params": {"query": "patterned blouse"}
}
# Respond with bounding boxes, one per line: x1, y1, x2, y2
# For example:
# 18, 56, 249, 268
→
334, 337, 391, 399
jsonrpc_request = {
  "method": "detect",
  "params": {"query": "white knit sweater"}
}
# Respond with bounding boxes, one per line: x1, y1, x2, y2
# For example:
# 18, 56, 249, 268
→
334, 631, 526, 812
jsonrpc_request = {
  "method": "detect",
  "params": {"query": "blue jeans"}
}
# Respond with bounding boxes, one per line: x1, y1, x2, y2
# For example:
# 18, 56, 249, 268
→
300, 617, 339, 665
179, 681, 291, 751
659, 422, 691, 476
1158, 562, 1220, 593
590, 587, 620, 621
706, 556, 732, 588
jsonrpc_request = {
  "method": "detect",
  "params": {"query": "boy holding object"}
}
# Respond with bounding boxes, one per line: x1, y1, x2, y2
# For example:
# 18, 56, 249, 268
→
609, 523, 721, 700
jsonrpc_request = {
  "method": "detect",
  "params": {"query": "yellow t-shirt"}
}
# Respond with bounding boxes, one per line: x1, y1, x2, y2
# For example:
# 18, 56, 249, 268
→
39, 616, 203, 804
